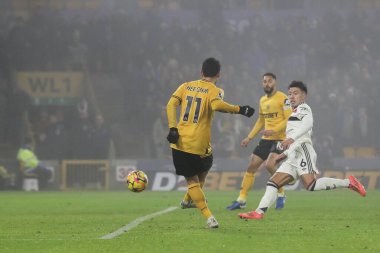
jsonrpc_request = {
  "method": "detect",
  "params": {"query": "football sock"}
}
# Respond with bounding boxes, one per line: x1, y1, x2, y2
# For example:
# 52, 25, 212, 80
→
187, 183, 212, 218
277, 186, 285, 197
183, 192, 191, 202
183, 181, 205, 202
237, 172, 255, 202
256, 181, 279, 213
309, 178, 350, 191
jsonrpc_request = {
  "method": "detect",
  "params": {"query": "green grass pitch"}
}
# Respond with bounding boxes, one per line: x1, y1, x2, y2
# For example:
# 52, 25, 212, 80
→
0, 190, 379, 253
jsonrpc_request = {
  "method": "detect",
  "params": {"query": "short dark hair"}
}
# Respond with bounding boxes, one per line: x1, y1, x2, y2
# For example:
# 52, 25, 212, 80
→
288, 81, 307, 94
262, 72, 276, 79
202, 57, 221, 77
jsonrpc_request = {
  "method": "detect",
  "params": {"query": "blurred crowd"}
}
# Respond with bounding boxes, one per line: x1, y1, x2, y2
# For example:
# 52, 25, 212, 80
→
0, 1, 379, 164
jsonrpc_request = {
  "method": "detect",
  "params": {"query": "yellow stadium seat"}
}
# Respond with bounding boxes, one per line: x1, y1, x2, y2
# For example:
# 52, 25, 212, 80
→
356, 147, 376, 158
342, 147, 356, 157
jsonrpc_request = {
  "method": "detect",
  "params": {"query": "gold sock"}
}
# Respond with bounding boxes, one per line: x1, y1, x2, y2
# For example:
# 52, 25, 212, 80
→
188, 183, 212, 218
238, 172, 255, 202
183, 193, 191, 202
183, 181, 205, 202
278, 186, 285, 197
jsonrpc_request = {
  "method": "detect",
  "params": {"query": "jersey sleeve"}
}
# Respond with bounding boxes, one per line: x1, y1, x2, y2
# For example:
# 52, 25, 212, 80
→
247, 103, 264, 139
287, 104, 313, 141
210, 87, 239, 113
166, 84, 184, 128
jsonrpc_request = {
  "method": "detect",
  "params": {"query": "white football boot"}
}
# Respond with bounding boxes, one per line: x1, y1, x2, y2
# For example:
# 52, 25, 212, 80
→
206, 216, 219, 228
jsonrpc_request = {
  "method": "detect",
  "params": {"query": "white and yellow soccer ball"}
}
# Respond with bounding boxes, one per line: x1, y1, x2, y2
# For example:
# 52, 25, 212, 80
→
125, 170, 148, 193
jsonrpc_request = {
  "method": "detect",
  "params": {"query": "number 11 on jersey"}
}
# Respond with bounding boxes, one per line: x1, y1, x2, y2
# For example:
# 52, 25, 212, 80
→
183, 96, 202, 123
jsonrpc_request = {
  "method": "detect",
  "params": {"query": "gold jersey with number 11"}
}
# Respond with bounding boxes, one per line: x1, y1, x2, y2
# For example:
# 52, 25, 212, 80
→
167, 79, 239, 156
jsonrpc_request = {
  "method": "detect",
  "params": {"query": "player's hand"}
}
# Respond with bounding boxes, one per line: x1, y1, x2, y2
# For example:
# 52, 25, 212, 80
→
167, 127, 179, 144
238, 105, 255, 117
240, 137, 251, 147
280, 138, 294, 150
261, 130, 275, 137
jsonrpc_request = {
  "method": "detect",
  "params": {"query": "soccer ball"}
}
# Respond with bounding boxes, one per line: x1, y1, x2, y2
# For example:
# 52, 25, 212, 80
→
125, 170, 148, 192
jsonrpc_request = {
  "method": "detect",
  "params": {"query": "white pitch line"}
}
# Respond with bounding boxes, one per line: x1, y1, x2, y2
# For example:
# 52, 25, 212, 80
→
100, 206, 178, 239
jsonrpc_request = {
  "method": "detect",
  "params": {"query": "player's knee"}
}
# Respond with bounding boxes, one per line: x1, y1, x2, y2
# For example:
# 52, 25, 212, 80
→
267, 180, 279, 189
247, 162, 259, 173
264, 163, 276, 174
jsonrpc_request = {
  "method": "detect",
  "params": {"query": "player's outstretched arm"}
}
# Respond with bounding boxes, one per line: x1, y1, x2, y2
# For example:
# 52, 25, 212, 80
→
211, 99, 255, 118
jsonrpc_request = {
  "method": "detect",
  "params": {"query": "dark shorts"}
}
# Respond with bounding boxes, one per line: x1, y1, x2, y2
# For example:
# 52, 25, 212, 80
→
253, 139, 283, 160
172, 149, 213, 178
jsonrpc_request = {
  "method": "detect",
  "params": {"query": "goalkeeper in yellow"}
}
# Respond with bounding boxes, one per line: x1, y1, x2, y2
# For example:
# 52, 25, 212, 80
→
226, 72, 292, 210
166, 57, 255, 228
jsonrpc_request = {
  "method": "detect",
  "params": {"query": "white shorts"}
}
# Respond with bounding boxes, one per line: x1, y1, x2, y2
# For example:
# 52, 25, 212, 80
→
276, 142, 319, 180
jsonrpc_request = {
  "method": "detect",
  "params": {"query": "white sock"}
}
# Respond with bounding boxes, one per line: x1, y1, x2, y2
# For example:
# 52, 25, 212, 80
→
256, 183, 278, 213
312, 178, 349, 191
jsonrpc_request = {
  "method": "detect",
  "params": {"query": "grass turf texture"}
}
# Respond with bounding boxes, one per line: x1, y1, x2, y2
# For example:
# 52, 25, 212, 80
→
0, 190, 379, 253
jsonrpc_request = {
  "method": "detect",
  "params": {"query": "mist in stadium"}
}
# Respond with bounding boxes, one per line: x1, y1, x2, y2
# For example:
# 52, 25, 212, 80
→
0, 1, 379, 252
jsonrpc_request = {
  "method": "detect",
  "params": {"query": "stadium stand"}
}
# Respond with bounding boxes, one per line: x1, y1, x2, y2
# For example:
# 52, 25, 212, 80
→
0, 0, 378, 162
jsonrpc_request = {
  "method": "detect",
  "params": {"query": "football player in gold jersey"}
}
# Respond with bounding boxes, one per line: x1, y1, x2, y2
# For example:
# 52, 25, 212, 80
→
226, 73, 292, 210
167, 57, 255, 228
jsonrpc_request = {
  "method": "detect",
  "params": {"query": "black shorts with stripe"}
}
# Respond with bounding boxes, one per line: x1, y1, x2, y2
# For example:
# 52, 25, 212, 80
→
253, 139, 283, 160
172, 148, 213, 178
